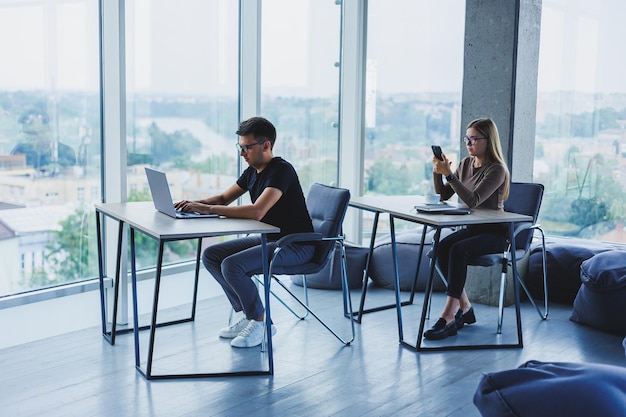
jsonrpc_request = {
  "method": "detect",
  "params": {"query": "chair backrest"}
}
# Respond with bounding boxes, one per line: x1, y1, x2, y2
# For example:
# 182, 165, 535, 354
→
306, 183, 351, 265
504, 182, 544, 251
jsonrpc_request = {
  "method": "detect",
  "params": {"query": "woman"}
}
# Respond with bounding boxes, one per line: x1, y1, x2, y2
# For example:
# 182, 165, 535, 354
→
424, 117, 510, 340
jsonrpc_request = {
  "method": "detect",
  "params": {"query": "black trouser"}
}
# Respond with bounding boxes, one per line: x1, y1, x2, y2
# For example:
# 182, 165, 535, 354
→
436, 224, 508, 299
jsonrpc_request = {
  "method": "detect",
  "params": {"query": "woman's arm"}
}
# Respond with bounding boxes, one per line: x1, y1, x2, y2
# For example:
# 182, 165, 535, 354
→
452, 162, 506, 208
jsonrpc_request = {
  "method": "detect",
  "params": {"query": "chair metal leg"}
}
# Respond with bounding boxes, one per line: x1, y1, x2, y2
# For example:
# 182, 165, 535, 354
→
255, 275, 309, 320
497, 226, 550, 334
338, 241, 356, 343
497, 251, 508, 334
269, 241, 355, 345
520, 227, 548, 320
539, 227, 549, 318
272, 273, 355, 345
508, 228, 549, 322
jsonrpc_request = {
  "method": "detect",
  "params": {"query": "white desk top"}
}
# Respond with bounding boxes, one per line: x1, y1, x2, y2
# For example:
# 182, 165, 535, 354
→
349, 195, 532, 227
95, 201, 280, 240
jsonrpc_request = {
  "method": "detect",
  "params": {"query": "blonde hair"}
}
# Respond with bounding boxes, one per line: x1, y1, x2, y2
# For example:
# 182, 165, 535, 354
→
467, 118, 510, 200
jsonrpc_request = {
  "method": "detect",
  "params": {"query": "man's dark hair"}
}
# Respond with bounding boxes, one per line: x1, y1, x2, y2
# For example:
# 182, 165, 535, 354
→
235, 117, 277, 148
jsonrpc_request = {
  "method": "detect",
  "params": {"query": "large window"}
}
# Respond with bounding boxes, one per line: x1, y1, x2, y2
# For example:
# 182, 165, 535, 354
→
364, 0, 465, 198
536, 0, 626, 243
260, 0, 341, 191
358, 0, 465, 239
0, 0, 101, 297
125, 0, 239, 268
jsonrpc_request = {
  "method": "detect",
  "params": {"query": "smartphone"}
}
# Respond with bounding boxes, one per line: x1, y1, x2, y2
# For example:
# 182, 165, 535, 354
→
431, 145, 443, 161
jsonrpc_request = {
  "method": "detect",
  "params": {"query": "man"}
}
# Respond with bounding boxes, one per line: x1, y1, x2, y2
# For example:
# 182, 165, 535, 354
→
175, 117, 315, 348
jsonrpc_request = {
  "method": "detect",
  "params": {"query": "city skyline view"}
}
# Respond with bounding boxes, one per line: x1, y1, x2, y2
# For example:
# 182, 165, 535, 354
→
0, 0, 625, 299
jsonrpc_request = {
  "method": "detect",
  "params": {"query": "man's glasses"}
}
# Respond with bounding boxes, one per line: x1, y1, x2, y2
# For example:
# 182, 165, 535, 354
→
463, 136, 487, 145
236, 140, 266, 154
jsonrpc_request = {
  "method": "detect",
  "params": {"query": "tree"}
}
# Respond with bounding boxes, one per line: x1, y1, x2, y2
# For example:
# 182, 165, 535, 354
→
366, 159, 420, 195
20, 206, 99, 290
148, 123, 202, 165
46, 207, 98, 280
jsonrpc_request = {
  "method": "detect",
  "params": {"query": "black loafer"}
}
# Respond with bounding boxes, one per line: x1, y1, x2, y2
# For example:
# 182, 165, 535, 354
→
455, 307, 477, 330
424, 318, 457, 340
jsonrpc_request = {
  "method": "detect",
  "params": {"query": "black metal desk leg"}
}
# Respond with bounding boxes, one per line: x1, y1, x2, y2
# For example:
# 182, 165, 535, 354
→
354, 210, 417, 322
261, 234, 274, 374
131, 228, 141, 367
190, 238, 202, 321
355, 211, 379, 323
407, 225, 428, 304
109, 221, 125, 344
509, 222, 524, 347
390, 215, 404, 341
414, 228, 441, 350
96, 211, 107, 338
145, 240, 166, 379
97, 210, 127, 345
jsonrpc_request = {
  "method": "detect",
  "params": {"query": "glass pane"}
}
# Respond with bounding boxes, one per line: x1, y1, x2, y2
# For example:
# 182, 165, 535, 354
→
260, 0, 341, 191
365, 0, 465, 197
364, 0, 465, 234
536, 0, 626, 243
125, 0, 239, 268
0, 0, 101, 296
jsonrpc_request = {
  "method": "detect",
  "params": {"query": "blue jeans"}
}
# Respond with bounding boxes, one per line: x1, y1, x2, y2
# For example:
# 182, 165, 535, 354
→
202, 235, 316, 320
436, 225, 508, 299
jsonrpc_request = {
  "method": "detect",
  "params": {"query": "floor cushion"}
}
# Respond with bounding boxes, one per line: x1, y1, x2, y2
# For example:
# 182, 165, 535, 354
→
570, 250, 626, 334
527, 237, 614, 304
368, 228, 450, 292
291, 243, 369, 290
474, 360, 626, 417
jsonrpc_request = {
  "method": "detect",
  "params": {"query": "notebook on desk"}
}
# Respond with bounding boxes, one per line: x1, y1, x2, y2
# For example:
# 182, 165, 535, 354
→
145, 167, 218, 219
414, 202, 471, 215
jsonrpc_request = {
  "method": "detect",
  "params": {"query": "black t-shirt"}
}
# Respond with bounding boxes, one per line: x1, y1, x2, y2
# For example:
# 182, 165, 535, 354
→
237, 157, 313, 240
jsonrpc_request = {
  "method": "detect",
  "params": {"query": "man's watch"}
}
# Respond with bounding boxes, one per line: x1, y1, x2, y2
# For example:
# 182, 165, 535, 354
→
445, 173, 456, 182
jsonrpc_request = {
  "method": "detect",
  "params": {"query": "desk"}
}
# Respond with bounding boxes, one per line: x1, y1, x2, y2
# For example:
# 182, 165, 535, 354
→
349, 195, 532, 351
95, 201, 279, 379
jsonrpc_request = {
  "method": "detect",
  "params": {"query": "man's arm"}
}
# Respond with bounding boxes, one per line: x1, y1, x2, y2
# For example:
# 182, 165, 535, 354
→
209, 187, 282, 220
174, 183, 245, 214
174, 184, 283, 220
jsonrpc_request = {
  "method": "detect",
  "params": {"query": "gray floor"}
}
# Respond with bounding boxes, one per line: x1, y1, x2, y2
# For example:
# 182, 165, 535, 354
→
2, 282, 625, 417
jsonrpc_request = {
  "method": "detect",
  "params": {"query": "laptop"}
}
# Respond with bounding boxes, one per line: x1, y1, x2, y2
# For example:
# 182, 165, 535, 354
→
145, 167, 218, 219
414, 201, 471, 215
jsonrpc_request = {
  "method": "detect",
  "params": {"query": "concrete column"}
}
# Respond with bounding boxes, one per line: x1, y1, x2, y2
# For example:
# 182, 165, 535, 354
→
461, 0, 542, 182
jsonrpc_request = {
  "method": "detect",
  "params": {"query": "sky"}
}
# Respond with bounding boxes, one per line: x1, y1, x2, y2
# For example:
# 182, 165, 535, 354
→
1, 0, 626, 95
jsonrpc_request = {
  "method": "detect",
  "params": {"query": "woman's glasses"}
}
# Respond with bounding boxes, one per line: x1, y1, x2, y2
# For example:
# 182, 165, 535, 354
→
463, 136, 487, 145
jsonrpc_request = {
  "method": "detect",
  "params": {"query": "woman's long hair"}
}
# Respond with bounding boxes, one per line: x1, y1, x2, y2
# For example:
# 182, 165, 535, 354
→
467, 118, 510, 200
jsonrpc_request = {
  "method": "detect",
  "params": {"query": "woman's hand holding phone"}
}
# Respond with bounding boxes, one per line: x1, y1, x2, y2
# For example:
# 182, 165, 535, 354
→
431, 145, 443, 161
431, 145, 452, 176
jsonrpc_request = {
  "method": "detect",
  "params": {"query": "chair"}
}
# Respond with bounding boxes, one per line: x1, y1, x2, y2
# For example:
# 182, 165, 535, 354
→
264, 183, 356, 345
468, 182, 548, 333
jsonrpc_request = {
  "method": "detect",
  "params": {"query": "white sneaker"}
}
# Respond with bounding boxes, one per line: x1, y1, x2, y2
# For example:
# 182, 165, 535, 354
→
230, 320, 277, 348
219, 314, 250, 339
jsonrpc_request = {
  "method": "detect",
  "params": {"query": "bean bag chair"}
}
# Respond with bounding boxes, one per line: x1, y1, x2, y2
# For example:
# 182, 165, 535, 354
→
291, 243, 369, 290
570, 250, 626, 334
527, 237, 614, 304
474, 360, 626, 417
368, 228, 450, 292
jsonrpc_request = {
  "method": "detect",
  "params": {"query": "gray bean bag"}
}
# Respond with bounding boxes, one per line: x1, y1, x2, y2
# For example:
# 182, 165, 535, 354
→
527, 237, 614, 304
291, 243, 369, 290
474, 360, 626, 417
570, 250, 626, 334
369, 228, 450, 292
